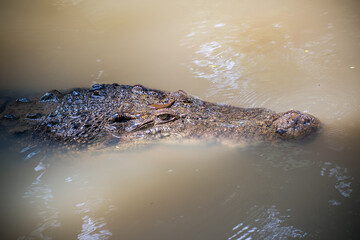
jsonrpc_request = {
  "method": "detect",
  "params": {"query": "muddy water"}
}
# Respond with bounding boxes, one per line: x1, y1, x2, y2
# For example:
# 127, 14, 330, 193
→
1, 0, 360, 239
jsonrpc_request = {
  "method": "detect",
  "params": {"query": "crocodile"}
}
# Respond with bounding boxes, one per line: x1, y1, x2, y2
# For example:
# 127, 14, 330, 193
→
0, 83, 320, 150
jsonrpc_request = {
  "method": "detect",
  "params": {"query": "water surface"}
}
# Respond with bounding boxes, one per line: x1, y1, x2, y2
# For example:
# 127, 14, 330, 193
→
1, 0, 360, 239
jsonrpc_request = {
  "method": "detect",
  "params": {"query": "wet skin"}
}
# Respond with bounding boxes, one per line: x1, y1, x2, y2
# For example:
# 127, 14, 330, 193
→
0, 84, 320, 149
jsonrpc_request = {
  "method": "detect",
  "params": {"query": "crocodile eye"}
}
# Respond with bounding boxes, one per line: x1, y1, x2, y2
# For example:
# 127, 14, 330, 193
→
157, 114, 173, 121
154, 109, 178, 124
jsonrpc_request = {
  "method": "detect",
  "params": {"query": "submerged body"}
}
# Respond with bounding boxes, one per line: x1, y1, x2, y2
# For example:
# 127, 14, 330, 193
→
0, 84, 320, 149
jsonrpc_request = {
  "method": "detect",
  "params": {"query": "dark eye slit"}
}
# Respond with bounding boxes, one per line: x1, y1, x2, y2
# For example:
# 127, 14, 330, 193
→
109, 114, 134, 123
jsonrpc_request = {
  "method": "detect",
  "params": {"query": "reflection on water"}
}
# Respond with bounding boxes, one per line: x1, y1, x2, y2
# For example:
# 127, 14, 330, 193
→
73, 172, 112, 240
180, 0, 360, 122
182, 18, 266, 106
229, 205, 307, 240
18, 150, 114, 240
20, 156, 61, 239
5, 139, 358, 239
76, 202, 112, 240
321, 162, 353, 199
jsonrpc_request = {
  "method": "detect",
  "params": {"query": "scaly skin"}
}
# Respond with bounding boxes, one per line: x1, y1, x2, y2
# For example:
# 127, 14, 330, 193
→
0, 83, 320, 149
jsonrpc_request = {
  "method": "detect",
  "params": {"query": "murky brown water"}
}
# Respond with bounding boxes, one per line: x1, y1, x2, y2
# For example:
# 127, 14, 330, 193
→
1, 0, 360, 239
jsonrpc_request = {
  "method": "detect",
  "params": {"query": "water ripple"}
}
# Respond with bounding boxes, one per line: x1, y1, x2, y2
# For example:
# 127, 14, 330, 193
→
78, 215, 112, 240
320, 162, 353, 198
228, 205, 308, 240
20, 156, 61, 239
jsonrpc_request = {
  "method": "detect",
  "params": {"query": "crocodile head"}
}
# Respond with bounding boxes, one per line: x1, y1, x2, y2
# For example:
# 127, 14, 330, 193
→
100, 85, 320, 147
1, 84, 320, 149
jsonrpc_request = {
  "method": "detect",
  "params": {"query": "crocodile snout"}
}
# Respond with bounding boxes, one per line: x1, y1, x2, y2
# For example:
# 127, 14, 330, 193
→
274, 110, 320, 139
